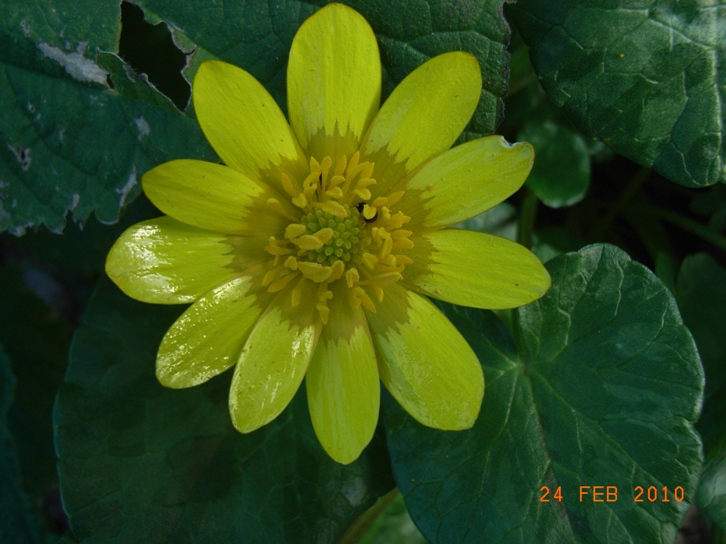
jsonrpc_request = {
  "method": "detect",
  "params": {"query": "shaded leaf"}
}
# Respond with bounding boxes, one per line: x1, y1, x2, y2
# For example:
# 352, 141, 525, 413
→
55, 278, 395, 543
508, 0, 725, 187
0, 0, 214, 234
676, 253, 726, 457
519, 120, 590, 208
3, 0, 512, 233
384, 244, 704, 543
696, 450, 726, 532
0, 267, 72, 495
0, 345, 43, 544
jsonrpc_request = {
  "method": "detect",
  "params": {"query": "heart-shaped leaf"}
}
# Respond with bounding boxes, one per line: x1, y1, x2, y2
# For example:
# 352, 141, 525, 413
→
384, 244, 704, 543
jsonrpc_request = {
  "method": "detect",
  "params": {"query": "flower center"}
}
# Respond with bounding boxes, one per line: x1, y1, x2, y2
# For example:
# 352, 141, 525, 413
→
263, 152, 414, 324
300, 209, 366, 266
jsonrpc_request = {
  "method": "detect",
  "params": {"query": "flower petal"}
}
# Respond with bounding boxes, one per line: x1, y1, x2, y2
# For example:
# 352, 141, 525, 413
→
362, 52, 482, 193
106, 217, 266, 304
229, 285, 322, 433
288, 3, 381, 159
396, 136, 534, 229
401, 230, 551, 309
366, 284, 483, 430
306, 287, 379, 464
143, 159, 297, 235
157, 274, 272, 388
193, 60, 306, 184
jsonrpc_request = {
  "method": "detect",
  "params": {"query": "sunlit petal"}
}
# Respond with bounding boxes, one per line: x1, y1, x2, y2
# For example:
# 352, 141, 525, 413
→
396, 136, 534, 229
229, 283, 322, 433
157, 273, 272, 388
306, 286, 379, 464
105, 217, 266, 304
288, 3, 381, 159
193, 60, 307, 185
362, 52, 481, 194
143, 159, 297, 235
401, 230, 551, 309
366, 284, 484, 430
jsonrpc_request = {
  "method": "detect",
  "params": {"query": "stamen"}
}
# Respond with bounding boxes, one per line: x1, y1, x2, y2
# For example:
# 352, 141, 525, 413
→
345, 268, 360, 288
291, 275, 306, 307
392, 238, 414, 250
268, 270, 300, 292
294, 234, 326, 251
298, 262, 334, 283
262, 266, 286, 287
316, 288, 334, 325
285, 223, 307, 240
266, 198, 298, 221
386, 191, 405, 207
362, 204, 376, 220
312, 201, 348, 217
281, 173, 300, 198
264, 151, 415, 323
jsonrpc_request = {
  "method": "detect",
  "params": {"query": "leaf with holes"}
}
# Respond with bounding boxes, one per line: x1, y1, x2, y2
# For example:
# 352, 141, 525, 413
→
383, 244, 704, 544
507, 0, 725, 187
0, 0, 214, 234
2, 0, 511, 233
54, 278, 395, 544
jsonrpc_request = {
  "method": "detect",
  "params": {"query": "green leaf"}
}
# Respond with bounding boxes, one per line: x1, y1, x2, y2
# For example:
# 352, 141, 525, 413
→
137, 0, 511, 141
55, 278, 395, 543
0, 344, 43, 544
3, 0, 511, 233
697, 450, 726, 532
384, 244, 704, 543
675, 253, 726, 457
507, 1, 725, 188
0, 0, 214, 234
519, 120, 591, 208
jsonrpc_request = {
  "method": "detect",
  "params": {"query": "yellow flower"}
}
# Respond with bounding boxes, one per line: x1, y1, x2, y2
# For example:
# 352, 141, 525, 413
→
106, 3, 550, 464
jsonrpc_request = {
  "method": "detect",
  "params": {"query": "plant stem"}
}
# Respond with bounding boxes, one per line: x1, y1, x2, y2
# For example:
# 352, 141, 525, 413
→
337, 487, 400, 544
592, 167, 650, 238
651, 208, 726, 253
517, 188, 538, 250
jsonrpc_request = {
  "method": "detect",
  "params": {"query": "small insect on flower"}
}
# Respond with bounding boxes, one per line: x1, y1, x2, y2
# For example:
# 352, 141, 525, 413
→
106, 3, 550, 464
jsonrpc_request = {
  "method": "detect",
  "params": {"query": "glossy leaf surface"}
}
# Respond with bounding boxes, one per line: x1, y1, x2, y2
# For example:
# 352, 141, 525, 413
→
384, 244, 704, 543
508, 0, 725, 187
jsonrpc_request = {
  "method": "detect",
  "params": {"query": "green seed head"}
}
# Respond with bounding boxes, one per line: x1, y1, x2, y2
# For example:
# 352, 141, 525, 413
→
302, 208, 366, 266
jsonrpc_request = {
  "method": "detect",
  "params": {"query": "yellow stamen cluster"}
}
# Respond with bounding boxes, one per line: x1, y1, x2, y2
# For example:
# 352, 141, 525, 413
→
263, 151, 413, 324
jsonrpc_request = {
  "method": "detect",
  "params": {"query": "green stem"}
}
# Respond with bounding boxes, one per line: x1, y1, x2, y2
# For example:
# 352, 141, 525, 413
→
337, 487, 399, 544
592, 167, 650, 238
651, 208, 726, 253
517, 188, 538, 250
